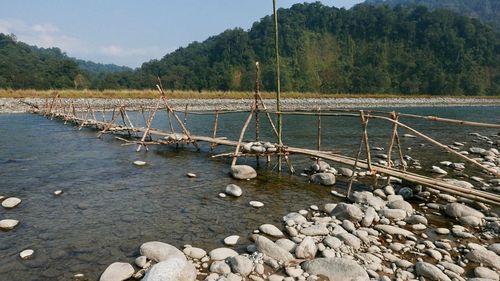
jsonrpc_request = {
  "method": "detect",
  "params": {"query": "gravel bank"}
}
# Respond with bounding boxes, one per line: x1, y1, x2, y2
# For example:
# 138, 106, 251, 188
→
1, 97, 500, 113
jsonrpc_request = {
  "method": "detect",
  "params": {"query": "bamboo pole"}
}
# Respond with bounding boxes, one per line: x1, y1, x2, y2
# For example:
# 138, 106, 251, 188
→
255, 62, 261, 165
273, 0, 282, 172
386, 112, 398, 184
211, 109, 219, 151
347, 132, 365, 199
231, 102, 257, 167
360, 111, 373, 172
184, 104, 189, 125
317, 107, 321, 164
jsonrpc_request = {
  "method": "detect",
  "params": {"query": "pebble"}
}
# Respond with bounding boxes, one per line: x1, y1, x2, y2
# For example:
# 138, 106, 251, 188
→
435, 228, 450, 235
53, 190, 63, 196
19, 249, 34, 260
218, 193, 226, 198
249, 201, 264, 208
133, 160, 147, 166
186, 173, 197, 178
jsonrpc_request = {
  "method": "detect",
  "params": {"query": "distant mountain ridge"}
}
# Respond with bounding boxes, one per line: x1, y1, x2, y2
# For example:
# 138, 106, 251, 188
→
364, 0, 500, 30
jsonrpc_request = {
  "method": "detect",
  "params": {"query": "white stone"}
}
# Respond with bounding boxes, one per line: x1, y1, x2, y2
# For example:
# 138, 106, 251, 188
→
53, 190, 63, 196
140, 241, 186, 262
142, 258, 196, 281
230, 165, 257, 180
224, 184, 242, 197
259, 224, 284, 237
295, 237, 317, 259
249, 201, 264, 208
208, 248, 238, 261
1, 197, 21, 209
224, 235, 240, 246
302, 258, 369, 281
99, 262, 135, 281
186, 173, 197, 178
183, 247, 207, 259
19, 249, 34, 260
133, 160, 146, 166
0, 219, 19, 230
218, 193, 226, 198
431, 166, 448, 175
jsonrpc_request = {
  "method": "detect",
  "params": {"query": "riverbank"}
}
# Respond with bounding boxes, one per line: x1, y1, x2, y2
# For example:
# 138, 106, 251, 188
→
1, 97, 500, 113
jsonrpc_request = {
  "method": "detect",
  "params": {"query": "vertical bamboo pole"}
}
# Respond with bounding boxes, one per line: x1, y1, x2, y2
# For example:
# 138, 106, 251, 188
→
211, 109, 219, 151
360, 110, 373, 172
386, 112, 398, 185
184, 104, 189, 125
255, 62, 261, 165
231, 102, 257, 167
317, 107, 321, 164
273, 0, 282, 172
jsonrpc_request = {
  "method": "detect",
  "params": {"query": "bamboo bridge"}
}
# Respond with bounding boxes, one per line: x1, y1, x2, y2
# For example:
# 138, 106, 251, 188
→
26, 87, 500, 207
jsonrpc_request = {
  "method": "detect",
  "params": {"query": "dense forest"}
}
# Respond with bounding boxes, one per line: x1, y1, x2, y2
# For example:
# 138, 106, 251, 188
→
365, 0, 500, 30
1, 2, 499, 95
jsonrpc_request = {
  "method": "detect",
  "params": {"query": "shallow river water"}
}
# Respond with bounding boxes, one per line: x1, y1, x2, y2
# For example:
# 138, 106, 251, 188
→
0, 106, 498, 280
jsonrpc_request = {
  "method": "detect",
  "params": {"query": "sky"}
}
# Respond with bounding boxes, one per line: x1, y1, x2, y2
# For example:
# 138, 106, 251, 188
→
0, 0, 364, 68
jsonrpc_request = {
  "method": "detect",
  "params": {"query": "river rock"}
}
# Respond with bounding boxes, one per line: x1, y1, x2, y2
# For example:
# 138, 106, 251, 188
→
445, 179, 474, 189
1, 197, 21, 209
323, 236, 342, 249
186, 173, 196, 178
331, 203, 363, 222
19, 249, 34, 260
227, 255, 253, 277
209, 248, 238, 261
488, 243, 500, 255
99, 262, 134, 281
230, 165, 257, 180
300, 224, 329, 236
135, 256, 147, 268
474, 267, 499, 281
183, 247, 206, 259
379, 208, 407, 220
431, 166, 448, 175
387, 200, 413, 213
336, 232, 361, 250
374, 224, 415, 238
310, 173, 336, 186
466, 248, 500, 270
406, 214, 428, 225
224, 184, 242, 197
224, 235, 240, 246
435, 228, 450, 235
302, 258, 369, 281
142, 258, 196, 281
415, 261, 451, 281
210, 261, 231, 275
439, 261, 465, 275
350, 191, 385, 210
338, 167, 354, 177
249, 201, 264, 208
0, 219, 19, 230
133, 160, 146, 166
459, 216, 482, 227
445, 203, 485, 219
311, 161, 330, 172
259, 224, 284, 237
53, 190, 63, 196
276, 239, 296, 253
282, 212, 307, 224
254, 235, 294, 263
398, 187, 413, 199
295, 237, 317, 259
361, 207, 377, 227
140, 242, 186, 262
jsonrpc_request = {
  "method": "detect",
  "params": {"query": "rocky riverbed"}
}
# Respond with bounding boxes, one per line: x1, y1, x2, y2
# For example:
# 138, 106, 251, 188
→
91, 136, 500, 281
1, 97, 500, 113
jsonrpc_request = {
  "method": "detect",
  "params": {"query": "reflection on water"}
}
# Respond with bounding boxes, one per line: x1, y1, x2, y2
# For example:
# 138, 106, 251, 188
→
0, 106, 498, 280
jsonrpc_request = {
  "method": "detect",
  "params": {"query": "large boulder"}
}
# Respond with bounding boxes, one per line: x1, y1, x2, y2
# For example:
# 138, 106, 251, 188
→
302, 258, 369, 281
100, 262, 134, 281
310, 173, 336, 186
230, 165, 257, 180
331, 203, 363, 222
254, 235, 294, 263
142, 258, 196, 281
445, 203, 485, 219
140, 242, 186, 262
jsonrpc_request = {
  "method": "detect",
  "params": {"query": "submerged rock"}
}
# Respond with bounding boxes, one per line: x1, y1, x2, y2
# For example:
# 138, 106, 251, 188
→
230, 165, 257, 180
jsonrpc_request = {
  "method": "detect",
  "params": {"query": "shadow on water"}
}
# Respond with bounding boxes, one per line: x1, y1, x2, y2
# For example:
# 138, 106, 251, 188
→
0, 106, 498, 280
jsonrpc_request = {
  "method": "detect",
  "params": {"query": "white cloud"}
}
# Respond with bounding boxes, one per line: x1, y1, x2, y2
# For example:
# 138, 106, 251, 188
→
32, 23, 59, 33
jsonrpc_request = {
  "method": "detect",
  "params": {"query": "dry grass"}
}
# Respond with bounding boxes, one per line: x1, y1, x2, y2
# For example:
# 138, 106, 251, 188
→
0, 89, 497, 99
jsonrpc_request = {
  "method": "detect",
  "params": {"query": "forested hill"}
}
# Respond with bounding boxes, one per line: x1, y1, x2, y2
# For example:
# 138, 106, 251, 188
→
364, 0, 500, 31
0, 33, 81, 89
